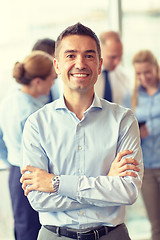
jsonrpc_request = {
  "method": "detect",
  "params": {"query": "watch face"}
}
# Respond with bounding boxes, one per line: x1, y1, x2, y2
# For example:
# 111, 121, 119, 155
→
51, 176, 60, 193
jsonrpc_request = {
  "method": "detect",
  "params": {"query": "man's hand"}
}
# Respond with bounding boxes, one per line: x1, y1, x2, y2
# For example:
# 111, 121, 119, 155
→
20, 165, 55, 196
140, 124, 149, 139
108, 150, 140, 177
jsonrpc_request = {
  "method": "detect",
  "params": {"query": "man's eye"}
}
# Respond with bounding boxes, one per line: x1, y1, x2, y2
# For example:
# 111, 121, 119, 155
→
144, 71, 150, 75
67, 55, 75, 59
86, 55, 94, 59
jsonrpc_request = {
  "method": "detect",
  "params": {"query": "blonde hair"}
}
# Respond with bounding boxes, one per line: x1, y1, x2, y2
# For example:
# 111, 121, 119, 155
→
132, 50, 160, 111
12, 50, 53, 85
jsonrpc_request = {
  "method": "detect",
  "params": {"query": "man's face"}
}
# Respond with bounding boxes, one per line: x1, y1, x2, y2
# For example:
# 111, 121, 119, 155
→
101, 39, 123, 71
54, 35, 102, 94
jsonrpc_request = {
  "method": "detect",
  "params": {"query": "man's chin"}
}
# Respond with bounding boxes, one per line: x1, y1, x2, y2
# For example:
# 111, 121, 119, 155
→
110, 66, 116, 71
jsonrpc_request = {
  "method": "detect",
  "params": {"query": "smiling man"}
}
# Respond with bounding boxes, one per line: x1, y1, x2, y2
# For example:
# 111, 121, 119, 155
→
20, 23, 143, 240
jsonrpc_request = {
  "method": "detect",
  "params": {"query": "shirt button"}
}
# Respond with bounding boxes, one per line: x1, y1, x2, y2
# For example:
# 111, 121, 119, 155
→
78, 145, 82, 150
79, 123, 82, 127
79, 211, 83, 215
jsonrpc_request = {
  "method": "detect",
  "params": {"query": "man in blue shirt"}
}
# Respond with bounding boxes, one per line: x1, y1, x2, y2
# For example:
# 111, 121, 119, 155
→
20, 23, 143, 240
32, 38, 60, 103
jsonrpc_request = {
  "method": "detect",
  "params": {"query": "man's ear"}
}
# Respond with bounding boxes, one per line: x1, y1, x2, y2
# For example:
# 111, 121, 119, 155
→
53, 58, 61, 75
98, 58, 103, 75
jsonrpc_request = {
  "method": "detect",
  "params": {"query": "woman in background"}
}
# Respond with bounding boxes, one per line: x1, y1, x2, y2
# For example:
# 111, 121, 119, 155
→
0, 50, 55, 240
132, 50, 160, 240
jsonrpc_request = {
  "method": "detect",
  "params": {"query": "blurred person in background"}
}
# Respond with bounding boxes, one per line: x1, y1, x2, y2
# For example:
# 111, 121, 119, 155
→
32, 38, 56, 57
132, 49, 160, 240
95, 31, 131, 106
32, 38, 60, 103
0, 50, 55, 240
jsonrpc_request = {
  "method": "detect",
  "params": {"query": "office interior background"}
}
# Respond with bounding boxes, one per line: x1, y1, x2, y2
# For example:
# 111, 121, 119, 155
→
1, 0, 160, 239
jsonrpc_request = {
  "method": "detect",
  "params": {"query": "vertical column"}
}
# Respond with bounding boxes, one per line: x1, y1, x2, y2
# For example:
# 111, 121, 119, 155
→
107, 0, 122, 36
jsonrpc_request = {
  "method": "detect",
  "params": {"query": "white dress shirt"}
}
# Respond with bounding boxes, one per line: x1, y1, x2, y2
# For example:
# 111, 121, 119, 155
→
95, 65, 131, 106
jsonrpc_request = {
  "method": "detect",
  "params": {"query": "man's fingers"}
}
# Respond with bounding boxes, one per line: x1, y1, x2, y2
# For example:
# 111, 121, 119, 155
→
108, 151, 140, 178
21, 165, 36, 174
22, 181, 37, 196
24, 185, 34, 196
22, 180, 33, 190
119, 164, 140, 173
115, 150, 133, 162
20, 173, 32, 183
120, 158, 139, 166
119, 171, 137, 178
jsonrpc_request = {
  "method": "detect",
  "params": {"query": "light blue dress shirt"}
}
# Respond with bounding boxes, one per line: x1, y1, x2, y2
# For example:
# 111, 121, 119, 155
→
135, 84, 160, 168
22, 93, 143, 229
0, 90, 45, 167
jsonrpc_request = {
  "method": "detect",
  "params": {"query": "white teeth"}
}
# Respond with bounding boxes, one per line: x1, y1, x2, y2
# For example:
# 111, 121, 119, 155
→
72, 74, 88, 77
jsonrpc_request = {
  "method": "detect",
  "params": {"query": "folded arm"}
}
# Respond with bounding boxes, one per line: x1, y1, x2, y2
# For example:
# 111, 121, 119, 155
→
21, 149, 140, 196
58, 115, 143, 207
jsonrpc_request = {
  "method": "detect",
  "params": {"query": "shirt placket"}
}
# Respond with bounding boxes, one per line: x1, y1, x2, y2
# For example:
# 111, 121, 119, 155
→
75, 121, 87, 225
75, 122, 85, 176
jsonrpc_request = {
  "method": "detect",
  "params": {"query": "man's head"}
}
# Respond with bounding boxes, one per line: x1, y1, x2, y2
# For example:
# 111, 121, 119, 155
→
32, 38, 55, 57
99, 31, 123, 71
54, 23, 102, 94
32, 38, 57, 80
55, 22, 101, 61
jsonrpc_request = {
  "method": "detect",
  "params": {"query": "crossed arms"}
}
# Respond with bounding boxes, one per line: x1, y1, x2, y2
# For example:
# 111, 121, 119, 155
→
21, 149, 140, 196
20, 108, 143, 212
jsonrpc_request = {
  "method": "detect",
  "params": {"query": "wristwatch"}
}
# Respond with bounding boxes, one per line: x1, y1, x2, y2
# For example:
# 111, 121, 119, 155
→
51, 175, 60, 193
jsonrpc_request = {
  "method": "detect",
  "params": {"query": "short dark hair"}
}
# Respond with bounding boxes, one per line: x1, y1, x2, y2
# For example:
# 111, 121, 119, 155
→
55, 23, 101, 60
32, 38, 55, 56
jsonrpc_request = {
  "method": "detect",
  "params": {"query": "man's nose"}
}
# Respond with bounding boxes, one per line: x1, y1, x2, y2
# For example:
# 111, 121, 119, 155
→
75, 56, 86, 69
140, 74, 146, 81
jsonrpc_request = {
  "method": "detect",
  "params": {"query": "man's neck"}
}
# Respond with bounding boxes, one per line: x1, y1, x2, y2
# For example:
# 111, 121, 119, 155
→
63, 89, 94, 120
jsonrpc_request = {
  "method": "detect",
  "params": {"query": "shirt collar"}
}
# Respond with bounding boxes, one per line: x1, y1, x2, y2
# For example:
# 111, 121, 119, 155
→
55, 93, 102, 112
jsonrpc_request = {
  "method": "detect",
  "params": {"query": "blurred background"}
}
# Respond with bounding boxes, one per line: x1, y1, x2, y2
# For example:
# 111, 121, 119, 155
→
1, 0, 160, 239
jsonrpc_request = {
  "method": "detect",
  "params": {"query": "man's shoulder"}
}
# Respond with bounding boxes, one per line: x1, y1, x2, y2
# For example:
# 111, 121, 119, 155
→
101, 98, 132, 115
109, 65, 129, 79
98, 65, 130, 83
99, 99, 135, 127
109, 65, 131, 91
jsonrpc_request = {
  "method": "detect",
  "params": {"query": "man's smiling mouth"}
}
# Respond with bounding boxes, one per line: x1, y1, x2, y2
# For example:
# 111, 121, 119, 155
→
71, 73, 89, 77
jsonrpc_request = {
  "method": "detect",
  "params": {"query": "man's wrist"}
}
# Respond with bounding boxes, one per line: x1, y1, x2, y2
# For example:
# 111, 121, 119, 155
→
51, 175, 60, 193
